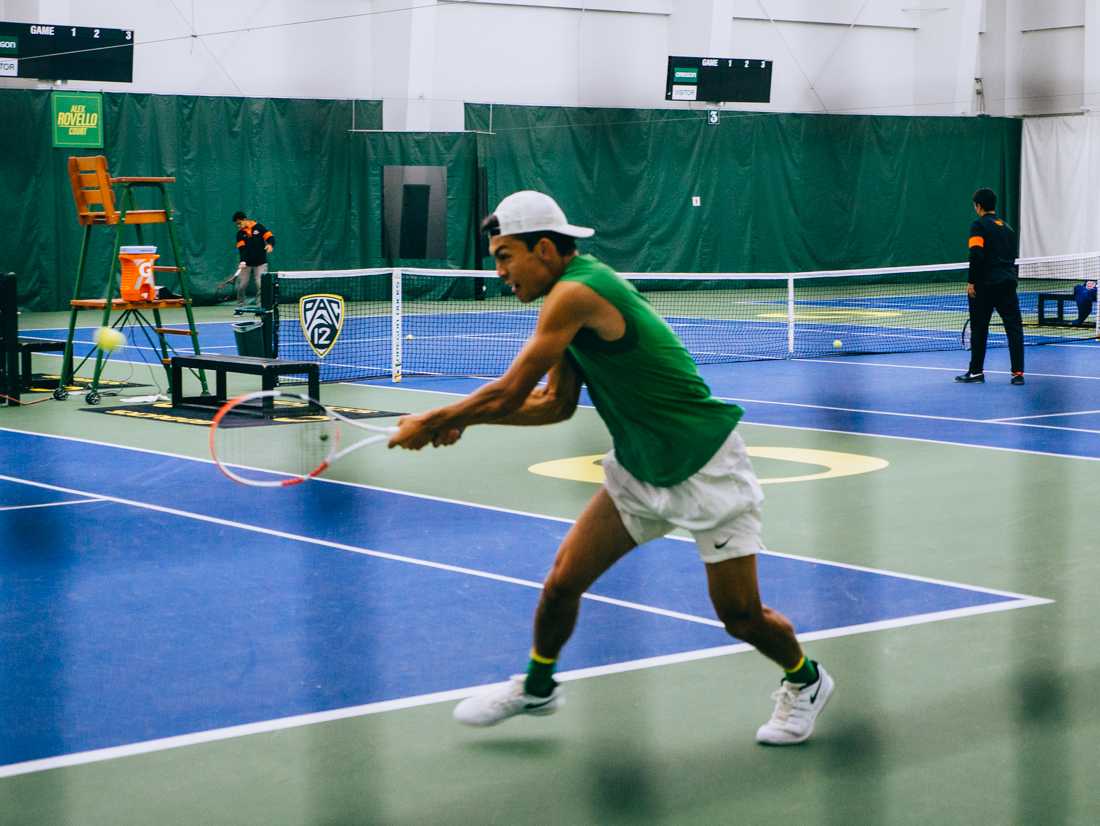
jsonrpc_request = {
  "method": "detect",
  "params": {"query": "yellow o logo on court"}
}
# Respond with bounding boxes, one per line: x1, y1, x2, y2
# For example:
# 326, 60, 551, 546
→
529, 447, 888, 485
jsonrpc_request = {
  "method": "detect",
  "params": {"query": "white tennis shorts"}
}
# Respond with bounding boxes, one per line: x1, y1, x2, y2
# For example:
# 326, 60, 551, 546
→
603, 429, 765, 564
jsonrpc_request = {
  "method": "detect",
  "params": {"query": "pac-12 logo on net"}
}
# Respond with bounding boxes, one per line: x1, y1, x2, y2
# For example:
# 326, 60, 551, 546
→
299, 294, 345, 357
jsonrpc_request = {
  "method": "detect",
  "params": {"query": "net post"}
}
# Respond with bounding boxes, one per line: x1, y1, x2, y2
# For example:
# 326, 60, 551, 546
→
391, 268, 403, 383
1, 273, 19, 406
786, 275, 795, 356
1093, 255, 1100, 341
261, 269, 275, 358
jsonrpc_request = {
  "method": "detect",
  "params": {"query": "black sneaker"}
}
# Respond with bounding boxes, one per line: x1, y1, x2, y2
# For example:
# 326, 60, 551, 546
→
1010, 373, 1025, 385
955, 372, 985, 383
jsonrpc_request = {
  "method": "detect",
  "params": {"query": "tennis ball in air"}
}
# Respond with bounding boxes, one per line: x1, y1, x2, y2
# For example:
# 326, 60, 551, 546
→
94, 327, 125, 352
833, 339, 843, 349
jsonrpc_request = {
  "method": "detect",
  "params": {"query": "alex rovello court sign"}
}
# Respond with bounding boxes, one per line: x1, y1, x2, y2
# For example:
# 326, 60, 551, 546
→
51, 91, 103, 148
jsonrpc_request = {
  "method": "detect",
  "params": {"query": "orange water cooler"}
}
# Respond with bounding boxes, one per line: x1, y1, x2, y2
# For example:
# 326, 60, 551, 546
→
118, 245, 158, 301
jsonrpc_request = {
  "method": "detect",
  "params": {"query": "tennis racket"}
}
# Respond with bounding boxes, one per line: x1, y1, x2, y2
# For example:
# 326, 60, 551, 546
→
215, 272, 238, 299
209, 389, 397, 487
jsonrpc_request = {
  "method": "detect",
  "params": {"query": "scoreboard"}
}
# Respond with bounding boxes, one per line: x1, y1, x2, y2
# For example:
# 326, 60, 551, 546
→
666, 56, 772, 103
0, 21, 133, 83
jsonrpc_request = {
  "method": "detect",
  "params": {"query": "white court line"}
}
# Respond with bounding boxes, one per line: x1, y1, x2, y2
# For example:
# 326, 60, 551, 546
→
0, 424, 1092, 561
0, 497, 102, 512
1038, 341, 1100, 349
0, 473, 723, 631
7, 467, 1040, 627
794, 357, 1100, 381
714, 396, 1100, 436
991, 408, 1100, 422
376, 380, 1100, 434
747, 417, 1100, 462
352, 381, 1100, 450
0, 596, 1049, 780
33, 342, 1099, 380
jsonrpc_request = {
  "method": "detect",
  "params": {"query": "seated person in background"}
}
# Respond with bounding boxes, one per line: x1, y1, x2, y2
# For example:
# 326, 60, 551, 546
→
1072, 279, 1097, 326
232, 210, 275, 307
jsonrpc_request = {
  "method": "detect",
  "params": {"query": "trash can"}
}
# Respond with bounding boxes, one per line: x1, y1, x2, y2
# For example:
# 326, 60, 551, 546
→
232, 320, 266, 357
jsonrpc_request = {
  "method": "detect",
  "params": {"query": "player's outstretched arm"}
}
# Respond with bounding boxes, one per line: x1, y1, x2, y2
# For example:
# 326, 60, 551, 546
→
389, 282, 591, 450
490, 356, 581, 427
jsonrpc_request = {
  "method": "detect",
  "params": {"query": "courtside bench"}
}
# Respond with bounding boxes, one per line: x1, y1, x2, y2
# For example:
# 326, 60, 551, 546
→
170, 354, 320, 416
1037, 292, 1082, 326
18, 339, 67, 390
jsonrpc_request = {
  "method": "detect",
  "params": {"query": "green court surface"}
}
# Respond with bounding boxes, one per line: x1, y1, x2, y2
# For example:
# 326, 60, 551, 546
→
2, 332, 1098, 825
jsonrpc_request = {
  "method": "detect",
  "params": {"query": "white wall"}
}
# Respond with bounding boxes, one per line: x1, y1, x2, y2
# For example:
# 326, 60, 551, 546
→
982, 0, 1098, 117
0, 0, 381, 99
1, 0, 1099, 123
727, 16, 917, 115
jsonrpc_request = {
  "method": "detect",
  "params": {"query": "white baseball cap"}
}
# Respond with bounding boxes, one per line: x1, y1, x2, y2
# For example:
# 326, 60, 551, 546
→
491, 191, 595, 238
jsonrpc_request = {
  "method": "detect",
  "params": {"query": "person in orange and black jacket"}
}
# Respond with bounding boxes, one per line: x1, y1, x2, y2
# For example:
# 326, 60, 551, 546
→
956, 188, 1025, 385
232, 211, 275, 306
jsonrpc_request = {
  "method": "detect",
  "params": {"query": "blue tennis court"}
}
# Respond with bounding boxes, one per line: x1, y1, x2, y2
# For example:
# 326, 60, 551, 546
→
5, 297, 1100, 826
0, 428, 1050, 771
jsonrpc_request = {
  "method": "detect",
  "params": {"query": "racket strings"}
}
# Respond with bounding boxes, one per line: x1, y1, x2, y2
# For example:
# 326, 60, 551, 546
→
210, 390, 397, 487
211, 403, 342, 485
296, 417, 342, 476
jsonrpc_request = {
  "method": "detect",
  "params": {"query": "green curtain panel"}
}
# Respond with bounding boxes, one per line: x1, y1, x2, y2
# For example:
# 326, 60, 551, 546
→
0, 90, 381, 311
0, 90, 1020, 310
467, 104, 1021, 275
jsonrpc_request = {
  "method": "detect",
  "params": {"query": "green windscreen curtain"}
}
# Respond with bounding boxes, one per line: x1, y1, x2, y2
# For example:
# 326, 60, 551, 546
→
468, 104, 1021, 274
0, 90, 381, 311
0, 90, 1020, 309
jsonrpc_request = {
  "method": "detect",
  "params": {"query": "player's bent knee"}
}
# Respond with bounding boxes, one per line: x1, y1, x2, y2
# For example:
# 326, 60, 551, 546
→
541, 574, 586, 605
717, 607, 765, 640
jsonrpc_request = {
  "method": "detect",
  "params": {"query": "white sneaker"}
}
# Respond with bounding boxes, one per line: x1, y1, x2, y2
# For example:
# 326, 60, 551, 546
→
755, 663, 834, 745
453, 675, 563, 727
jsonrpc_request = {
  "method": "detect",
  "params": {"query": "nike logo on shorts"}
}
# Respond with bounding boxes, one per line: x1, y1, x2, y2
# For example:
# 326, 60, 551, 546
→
714, 536, 732, 549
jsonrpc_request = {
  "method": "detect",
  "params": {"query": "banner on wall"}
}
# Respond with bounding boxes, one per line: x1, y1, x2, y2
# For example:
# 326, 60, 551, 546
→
51, 91, 103, 148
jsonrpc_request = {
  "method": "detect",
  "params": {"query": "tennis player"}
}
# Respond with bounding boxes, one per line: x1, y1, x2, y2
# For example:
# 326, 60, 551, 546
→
956, 188, 1025, 385
389, 191, 834, 745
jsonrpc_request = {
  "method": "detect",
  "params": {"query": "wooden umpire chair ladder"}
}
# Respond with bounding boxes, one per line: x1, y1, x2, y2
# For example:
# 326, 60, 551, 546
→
59, 155, 208, 403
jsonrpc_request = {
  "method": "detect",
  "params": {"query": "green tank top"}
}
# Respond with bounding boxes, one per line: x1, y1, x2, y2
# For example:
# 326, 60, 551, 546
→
560, 255, 743, 486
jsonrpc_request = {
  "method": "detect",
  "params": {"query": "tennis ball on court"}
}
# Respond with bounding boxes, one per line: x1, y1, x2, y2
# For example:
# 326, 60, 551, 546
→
94, 327, 125, 352
833, 339, 843, 349
406, 334, 414, 341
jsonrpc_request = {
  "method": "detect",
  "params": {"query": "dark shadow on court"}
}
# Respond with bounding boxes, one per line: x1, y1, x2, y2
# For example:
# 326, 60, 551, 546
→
465, 736, 566, 759
1011, 375, 1071, 826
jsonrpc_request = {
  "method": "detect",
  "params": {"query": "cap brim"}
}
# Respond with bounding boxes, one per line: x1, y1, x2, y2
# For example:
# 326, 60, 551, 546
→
559, 224, 595, 238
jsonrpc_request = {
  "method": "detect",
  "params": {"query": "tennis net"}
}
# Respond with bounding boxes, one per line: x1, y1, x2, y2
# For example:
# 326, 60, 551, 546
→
269, 254, 1099, 382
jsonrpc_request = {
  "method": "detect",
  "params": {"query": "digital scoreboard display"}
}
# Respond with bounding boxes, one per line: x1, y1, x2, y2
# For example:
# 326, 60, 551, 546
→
666, 56, 772, 103
0, 22, 133, 83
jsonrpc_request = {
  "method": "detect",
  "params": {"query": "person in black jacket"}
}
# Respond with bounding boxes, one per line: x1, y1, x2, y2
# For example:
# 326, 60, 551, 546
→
231, 211, 275, 306
957, 188, 1025, 385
